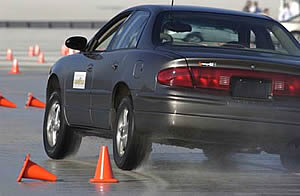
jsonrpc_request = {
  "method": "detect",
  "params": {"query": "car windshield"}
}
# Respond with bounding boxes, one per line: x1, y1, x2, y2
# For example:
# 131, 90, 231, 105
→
157, 11, 300, 57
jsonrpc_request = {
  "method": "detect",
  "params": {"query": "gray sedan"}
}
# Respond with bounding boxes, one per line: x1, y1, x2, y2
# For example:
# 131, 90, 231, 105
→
43, 5, 300, 171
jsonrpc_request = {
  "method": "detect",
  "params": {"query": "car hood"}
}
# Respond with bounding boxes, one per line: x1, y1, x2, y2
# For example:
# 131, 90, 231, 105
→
156, 46, 300, 68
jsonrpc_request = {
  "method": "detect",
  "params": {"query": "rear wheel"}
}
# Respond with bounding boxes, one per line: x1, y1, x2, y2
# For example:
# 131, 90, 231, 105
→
43, 91, 82, 159
280, 140, 300, 172
202, 145, 233, 161
113, 96, 151, 170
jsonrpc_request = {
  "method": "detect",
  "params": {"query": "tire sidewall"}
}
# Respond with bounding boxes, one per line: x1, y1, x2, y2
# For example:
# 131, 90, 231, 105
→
43, 91, 67, 158
113, 96, 135, 168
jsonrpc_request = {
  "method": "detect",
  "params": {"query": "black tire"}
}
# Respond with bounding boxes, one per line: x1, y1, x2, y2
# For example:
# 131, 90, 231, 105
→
43, 90, 82, 159
280, 141, 300, 172
202, 145, 233, 161
113, 96, 151, 170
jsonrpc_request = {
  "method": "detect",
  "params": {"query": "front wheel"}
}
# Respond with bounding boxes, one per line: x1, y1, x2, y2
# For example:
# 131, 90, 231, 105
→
113, 96, 151, 170
43, 91, 82, 159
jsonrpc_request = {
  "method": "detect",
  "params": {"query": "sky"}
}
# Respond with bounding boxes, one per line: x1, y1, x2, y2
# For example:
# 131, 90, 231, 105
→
1, 0, 282, 21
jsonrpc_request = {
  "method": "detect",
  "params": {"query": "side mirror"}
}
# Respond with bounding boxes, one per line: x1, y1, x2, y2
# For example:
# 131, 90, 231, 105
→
65, 36, 87, 51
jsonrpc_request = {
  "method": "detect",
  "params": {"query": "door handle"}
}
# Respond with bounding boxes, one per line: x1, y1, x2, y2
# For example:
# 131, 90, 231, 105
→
112, 63, 119, 70
87, 64, 93, 72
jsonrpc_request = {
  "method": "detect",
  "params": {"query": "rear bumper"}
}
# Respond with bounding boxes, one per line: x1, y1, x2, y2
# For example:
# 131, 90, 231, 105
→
133, 89, 300, 148
135, 111, 300, 145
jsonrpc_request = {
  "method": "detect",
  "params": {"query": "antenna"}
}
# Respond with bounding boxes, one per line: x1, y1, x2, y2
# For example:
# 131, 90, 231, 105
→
169, 0, 175, 20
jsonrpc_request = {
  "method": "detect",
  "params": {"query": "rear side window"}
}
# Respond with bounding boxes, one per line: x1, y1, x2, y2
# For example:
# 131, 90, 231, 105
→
109, 11, 150, 50
268, 30, 288, 54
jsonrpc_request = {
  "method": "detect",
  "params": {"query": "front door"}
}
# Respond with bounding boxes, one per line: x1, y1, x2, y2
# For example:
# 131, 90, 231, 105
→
64, 55, 93, 126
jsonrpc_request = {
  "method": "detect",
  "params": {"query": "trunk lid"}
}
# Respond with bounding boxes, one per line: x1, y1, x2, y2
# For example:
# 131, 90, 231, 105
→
157, 46, 300, 74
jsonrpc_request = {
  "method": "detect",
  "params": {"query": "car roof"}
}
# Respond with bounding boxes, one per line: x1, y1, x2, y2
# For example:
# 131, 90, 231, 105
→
123, 4, 272, 20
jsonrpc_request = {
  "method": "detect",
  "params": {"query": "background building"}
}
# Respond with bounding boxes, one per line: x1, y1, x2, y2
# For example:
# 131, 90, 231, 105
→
280, 0, 300, 17
0, 0, 285, 21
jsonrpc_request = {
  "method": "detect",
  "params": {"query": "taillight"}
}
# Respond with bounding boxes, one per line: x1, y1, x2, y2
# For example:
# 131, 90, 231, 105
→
157, 67, 300, 97
191, 68, 230, 90
273, 76, 300, 96
157, 67, 193, 88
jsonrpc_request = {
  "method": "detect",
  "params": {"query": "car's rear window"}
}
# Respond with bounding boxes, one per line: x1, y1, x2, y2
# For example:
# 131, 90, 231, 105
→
155, 11, 300, 57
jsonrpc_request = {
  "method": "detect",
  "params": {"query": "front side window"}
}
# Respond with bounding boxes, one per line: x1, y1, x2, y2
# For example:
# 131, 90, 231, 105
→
94, 15, 129, 51
109, 11, 150, 50
156, 11, 300, 57
96, 31, 117, 51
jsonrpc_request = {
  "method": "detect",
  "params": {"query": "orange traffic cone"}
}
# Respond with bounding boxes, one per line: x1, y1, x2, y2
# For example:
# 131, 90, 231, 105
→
25, 92, 45, 108
37, 52, 45, 64
17, 154, 57, 182
8, 59, 20, 74
0, 92, 17, 108
28, 46, 34, 57
61, 44, 69, 56
90, 146, 118, 183
34, 44, 40, 56
6, 49, 13, 61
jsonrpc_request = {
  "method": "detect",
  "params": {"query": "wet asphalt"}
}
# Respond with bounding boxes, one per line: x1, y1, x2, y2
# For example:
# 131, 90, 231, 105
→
1, 29, 300, 196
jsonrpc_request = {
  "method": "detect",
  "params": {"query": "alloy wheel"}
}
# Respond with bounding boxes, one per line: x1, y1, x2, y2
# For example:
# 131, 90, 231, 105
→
116, 108, 129, 157
46, 101, 61, 147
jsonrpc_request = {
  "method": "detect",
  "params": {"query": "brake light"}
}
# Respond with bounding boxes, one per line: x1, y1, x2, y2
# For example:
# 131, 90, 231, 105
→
273, 76, 300, 96
157, 67, 193, 88
157, 67, 300, 97
191, 68, 230, 90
